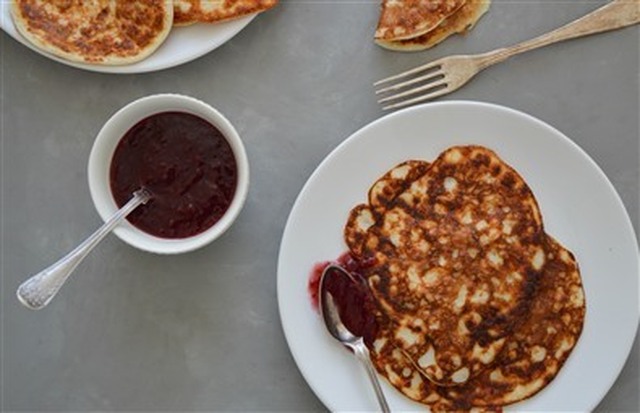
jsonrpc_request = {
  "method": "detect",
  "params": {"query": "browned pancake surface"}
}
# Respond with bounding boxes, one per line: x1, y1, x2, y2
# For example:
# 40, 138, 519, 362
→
345, 161, 430, 257
375, 0, 467, 41
368, 160, 431, 217
360, 146, 546, 386
174, 0, 278, 25
11, 0, 172, 64
370, 236, 585, 411
377, 0, 491, 51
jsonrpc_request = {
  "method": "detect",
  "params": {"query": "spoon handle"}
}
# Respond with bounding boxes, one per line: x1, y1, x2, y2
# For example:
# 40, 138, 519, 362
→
354, 340, 391, 413
16, 189, 150, 310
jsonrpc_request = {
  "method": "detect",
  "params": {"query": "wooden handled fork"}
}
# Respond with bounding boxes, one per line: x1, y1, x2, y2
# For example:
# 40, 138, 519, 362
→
375, 0, 640, 110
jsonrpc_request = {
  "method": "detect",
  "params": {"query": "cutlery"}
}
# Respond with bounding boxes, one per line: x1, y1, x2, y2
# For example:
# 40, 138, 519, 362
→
375, 0, 640, 110
16, 188, 151, 310
320, 264, 391, 413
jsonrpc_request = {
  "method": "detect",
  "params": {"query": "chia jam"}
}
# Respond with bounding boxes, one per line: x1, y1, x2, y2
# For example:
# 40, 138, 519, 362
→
110, 112, 237, 238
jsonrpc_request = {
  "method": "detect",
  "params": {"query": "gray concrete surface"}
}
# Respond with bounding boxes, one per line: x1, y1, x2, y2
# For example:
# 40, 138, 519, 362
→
1, 0, 638, 411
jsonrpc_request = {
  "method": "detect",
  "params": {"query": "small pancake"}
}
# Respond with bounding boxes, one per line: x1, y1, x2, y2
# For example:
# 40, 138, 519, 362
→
173, 0, 278, 26
345, 161, 430, 256
375, 0, 467, 41
361, 146, 546, 386
377, 0, 491, 51
11, 0, 173, 65
371, 236, 585, 411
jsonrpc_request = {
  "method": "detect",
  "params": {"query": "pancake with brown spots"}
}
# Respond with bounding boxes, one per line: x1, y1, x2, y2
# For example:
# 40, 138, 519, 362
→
377, 0, 491, 51
345, 160, 430, 257
370, 236, 585, 411
11, 0, 173, 65
173, 0, 278, 26
358, 146, 547, 386
375, 0, 467, 41
369, 160, 432, 217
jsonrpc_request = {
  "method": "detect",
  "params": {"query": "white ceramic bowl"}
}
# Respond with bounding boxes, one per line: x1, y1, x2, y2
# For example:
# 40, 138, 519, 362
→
88, 94, 249, 254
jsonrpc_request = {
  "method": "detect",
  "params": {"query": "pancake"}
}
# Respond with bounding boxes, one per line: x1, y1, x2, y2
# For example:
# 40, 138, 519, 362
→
173, 0, 278, 26
340, 146, 584, 408
370, 236, 585, 411
375, 0, 467, 41
359, 146, 546, 386
345, 204, 377, 258
345, 160, 430, 257
368, 160, 431, 217
11, 0, 173, 65
377, 0, 491, 51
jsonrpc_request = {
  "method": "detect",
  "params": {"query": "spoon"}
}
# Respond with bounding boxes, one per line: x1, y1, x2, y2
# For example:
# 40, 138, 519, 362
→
16, 188, 151, 310
320, 264, 391, 413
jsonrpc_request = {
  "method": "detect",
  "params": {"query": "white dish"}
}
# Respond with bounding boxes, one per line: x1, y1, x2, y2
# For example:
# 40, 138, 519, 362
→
88, 94, 249, 254
277, 101, 639, 412
0, 3, 255, 74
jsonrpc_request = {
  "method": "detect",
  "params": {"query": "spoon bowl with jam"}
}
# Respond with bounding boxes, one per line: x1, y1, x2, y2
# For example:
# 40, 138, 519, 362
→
320, 264, 391, 413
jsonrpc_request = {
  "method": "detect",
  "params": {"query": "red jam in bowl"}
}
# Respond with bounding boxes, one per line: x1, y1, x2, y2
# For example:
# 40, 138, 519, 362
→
110, 112, 237, 239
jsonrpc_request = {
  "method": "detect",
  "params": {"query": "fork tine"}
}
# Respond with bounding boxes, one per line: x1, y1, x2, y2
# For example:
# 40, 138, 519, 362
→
382, 86, 451, 111
374, 60, 442, 86
378, 79, 448, 104
375, 71, 444, 95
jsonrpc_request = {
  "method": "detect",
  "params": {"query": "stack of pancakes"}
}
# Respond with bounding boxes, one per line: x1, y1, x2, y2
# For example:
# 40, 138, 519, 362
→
375, 0, 491, 51
11, 0, 278, 65
344, 146, 586, 411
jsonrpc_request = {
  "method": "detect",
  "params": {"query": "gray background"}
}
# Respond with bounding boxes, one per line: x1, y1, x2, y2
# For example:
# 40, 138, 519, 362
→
1, 0, 638, 411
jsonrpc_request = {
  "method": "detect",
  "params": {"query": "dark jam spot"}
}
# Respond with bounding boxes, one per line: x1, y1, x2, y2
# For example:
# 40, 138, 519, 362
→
308, 261, 329, 311
109, 112, 237, 239
308, 253, 378, 348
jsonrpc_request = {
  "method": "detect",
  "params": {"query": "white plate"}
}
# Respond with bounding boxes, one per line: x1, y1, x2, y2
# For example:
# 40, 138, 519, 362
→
277, 101, 639, 412
0, 3, 254, 74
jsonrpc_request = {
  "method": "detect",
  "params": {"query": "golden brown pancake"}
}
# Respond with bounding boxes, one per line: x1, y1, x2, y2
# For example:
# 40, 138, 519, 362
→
368, 160, 432, 218
352, 146, 547, 387
375, 0, 467, 41
345, 160, 430, 257
11, 0, 173, 65
361, 146, 546, 386
173, 0, 278, 26
370, 236, 585, 411
345, 204, 377, 258
377, 0, 491, 51
342, 149, 585, 409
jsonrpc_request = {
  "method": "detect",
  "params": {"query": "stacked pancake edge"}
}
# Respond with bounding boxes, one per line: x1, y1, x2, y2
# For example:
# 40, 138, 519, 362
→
375, 0, 491, 51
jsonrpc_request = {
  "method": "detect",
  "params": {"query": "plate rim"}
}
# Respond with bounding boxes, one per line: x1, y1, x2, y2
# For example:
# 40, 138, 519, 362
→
277, 100, 640, 412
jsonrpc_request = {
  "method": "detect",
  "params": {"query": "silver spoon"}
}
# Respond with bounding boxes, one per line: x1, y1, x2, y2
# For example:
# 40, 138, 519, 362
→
16, 188, 151, 310
320, 264, 391, 413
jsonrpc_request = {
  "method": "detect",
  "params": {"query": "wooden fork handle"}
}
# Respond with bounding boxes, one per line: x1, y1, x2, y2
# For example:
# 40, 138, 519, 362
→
478, 0, 640, 68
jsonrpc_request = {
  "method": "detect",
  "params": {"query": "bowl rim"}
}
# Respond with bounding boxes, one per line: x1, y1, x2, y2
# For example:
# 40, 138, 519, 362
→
88, 93, 249, 254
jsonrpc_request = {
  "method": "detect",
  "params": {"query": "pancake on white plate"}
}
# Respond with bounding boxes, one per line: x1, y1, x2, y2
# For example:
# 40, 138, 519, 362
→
11, 0, 173, 65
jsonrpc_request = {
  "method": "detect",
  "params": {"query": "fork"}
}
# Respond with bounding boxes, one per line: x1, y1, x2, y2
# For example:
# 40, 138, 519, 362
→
375, 0, 640, 110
